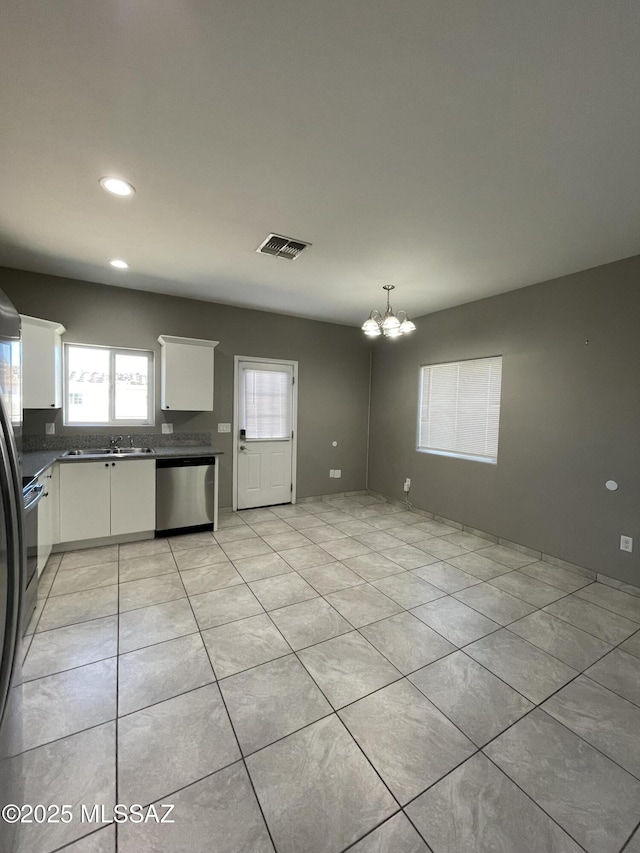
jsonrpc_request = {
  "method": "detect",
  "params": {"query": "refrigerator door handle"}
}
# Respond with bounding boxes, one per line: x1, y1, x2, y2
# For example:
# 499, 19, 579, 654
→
0, 392, 24, 729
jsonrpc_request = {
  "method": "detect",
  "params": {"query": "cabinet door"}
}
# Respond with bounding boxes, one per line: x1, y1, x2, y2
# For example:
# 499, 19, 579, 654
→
21, 317, 64, 409
161, 341, 214, 411
36, 472, 53, 574
49, 463, 60, 546
110, 460, 156, 536
59, 462, 111, 542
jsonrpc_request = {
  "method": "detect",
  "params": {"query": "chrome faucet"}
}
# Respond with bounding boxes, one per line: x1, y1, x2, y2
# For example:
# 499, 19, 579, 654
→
110, 435, 123, 448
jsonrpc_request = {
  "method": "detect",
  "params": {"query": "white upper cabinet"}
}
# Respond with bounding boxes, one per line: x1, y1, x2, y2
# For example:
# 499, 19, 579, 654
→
21, 315, 66, 409
158, 335, 218, 411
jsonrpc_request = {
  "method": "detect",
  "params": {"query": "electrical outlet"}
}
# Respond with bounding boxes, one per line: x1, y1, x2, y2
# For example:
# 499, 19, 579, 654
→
404, 478, 411, 492
161, 423, 173, 434
218, 423, 231, 433
45, 423, 55, 435
329, 469, 334, 478
620, 535, 633, 553
334, 469, 341, 478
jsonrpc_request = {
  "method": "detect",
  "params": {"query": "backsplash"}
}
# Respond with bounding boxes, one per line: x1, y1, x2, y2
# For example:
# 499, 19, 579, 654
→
23, 432, 212, 452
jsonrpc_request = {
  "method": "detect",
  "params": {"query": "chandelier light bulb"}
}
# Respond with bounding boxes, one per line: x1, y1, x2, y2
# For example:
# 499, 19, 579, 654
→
381, 313, 400, 330
361, 316, 380, 334
384, 326, 402, 338
398, 311, 416, 334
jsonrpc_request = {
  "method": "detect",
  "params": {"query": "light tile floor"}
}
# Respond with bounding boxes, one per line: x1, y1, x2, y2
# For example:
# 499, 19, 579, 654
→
9, 494, 640, 853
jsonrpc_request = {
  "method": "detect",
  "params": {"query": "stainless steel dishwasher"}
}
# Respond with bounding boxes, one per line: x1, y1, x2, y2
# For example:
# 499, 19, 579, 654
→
156, 456, 219, 535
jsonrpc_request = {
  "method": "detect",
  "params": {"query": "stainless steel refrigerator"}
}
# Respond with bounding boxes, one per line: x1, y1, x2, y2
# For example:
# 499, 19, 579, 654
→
0, 288, 25, 853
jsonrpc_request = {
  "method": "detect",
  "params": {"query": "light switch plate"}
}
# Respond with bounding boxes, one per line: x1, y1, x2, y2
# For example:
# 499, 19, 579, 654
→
334, 469, 342, 478
218, 423, 231, 433
162, 423, 173, 434
45, 423, 55, 435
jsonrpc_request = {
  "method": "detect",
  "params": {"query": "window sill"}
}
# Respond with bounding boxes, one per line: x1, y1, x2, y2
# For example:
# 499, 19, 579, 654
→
64, 423, 155, 429
416, 448, 497, 465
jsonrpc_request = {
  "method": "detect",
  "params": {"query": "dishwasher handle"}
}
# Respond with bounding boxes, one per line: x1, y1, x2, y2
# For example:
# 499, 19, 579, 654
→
156, 456, 217, 469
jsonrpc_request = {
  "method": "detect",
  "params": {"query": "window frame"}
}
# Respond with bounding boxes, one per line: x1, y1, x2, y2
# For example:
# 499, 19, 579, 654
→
416, 355, 502, 465
63, 342, 155, 427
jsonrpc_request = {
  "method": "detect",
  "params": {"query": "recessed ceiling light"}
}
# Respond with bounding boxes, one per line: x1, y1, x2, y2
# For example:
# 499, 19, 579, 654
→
99, 176, 135, 197
108, 258, 129, 270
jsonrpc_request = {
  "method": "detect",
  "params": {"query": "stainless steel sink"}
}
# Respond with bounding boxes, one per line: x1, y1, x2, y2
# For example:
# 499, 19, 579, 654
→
65, 448, 112, 456
64, 447, 155, 456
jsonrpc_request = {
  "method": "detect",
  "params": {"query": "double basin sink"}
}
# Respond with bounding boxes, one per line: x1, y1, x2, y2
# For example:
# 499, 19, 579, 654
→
64, 447, 155, 456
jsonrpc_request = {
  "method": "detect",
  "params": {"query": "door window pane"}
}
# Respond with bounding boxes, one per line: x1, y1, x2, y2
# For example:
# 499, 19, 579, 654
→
243, 369, 291, 439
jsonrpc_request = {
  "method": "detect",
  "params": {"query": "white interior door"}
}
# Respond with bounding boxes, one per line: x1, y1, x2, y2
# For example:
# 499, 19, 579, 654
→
236, 360, 295, 509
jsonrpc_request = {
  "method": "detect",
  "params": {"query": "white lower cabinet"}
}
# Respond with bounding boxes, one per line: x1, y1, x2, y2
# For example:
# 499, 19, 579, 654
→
59, 462, 110, 542
37, 466, 59, 575
59, 460, 156, 544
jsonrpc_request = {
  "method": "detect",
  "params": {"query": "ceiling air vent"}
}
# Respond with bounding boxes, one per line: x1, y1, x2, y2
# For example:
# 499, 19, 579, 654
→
256, 233, 311, 260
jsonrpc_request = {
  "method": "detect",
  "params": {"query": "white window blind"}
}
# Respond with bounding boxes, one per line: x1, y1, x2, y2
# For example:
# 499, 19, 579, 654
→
243, 369, 291, 439
418, 356, 502, 462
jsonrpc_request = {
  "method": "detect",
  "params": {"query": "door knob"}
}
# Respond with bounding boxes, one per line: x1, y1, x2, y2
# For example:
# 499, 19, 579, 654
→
239, 445, 247, 450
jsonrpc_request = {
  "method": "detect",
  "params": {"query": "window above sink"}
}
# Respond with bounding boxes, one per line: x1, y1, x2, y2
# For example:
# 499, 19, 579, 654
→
64, 343, 154, 427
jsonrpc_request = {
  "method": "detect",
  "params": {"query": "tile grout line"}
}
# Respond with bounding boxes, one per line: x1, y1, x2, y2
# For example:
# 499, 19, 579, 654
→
271, 629, 408, 826
172, 550, 282, 853
446, 580, 640, 647
25, 554, 64, 642
246, 600, 527, 853
479, 751, 592, 853
339, 812, 404, 853
114, 545, 121, 853
563, 586, 640, 624
538, 597, 640, 644
49, 824, 113, 853
209, 600, 413, 846
619, 818, 640, 853
151, 536, 276, 853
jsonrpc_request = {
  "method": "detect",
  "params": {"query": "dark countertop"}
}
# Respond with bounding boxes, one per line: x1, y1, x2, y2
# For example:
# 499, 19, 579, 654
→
22, 451, 62, 481
22, 446, 223, 482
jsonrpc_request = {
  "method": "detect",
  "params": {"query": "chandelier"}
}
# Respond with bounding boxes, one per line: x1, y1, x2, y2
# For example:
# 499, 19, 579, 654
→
361, 285, 416, 338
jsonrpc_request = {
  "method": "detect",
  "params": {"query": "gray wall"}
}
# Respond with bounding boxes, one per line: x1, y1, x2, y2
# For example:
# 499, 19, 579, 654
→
0, 267, 370, 506
368, 255, 640, 586
3, 256, 639, 586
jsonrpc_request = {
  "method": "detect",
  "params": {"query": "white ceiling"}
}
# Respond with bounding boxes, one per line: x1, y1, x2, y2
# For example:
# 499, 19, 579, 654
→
1, 1, 639, 325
